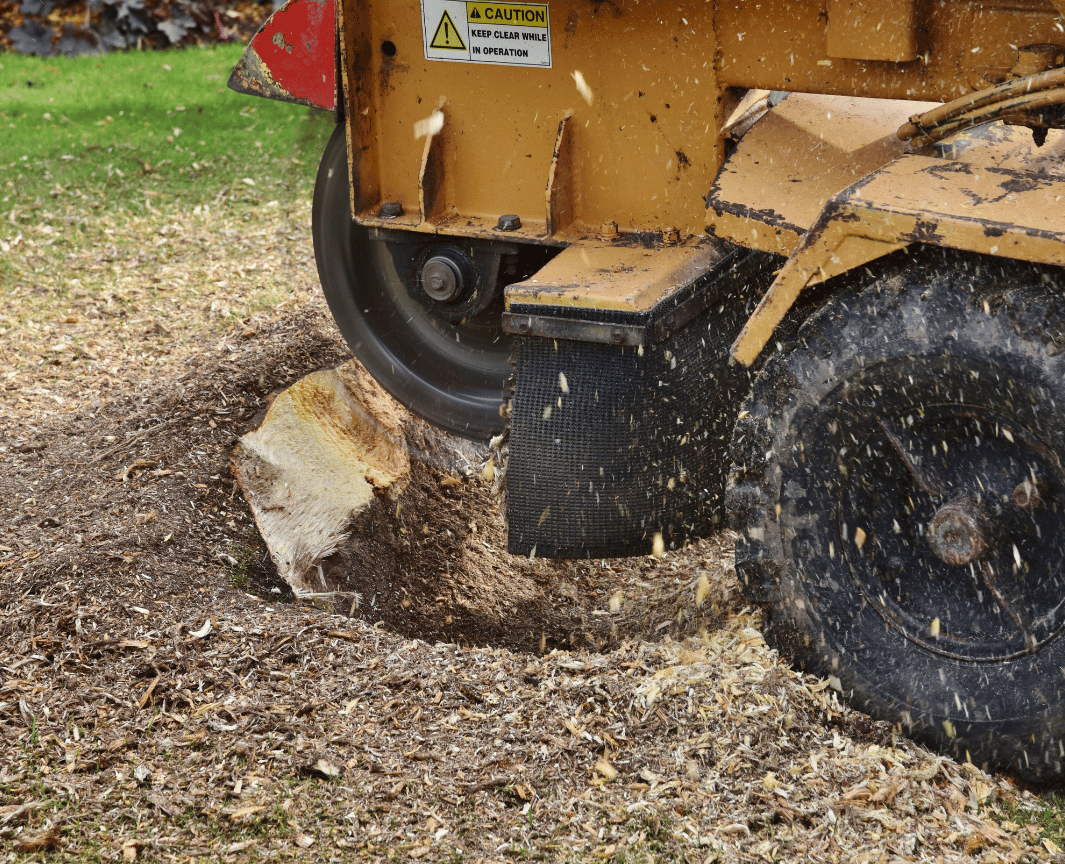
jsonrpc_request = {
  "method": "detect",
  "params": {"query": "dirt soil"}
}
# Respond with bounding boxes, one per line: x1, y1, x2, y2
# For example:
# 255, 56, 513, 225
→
0, 196, 1060, 863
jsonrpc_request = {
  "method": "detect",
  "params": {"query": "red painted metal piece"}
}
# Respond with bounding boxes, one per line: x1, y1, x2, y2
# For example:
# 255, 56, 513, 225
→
227, 0, 336, 111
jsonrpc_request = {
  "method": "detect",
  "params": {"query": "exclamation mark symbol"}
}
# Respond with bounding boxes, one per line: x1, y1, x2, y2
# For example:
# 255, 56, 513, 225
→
430, 10, 466, 50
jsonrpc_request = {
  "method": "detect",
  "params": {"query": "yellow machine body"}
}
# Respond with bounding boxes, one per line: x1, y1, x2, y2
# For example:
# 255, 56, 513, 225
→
329, 0, 1065, 353
339, 0, 722, 241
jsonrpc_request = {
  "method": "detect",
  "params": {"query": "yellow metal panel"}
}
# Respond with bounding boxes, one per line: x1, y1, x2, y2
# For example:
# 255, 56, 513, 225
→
340, 0, 721, 240
731, 152, 1065, 366
707, 94, 934, 256
716, 0, 1065, 100
827, 0, 917, 62
845, 156, 1065, 254
505, 241, 726, 313
929, 122, 1065, 175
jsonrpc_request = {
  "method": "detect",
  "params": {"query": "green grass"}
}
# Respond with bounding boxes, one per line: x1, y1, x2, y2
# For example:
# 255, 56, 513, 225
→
994, 791, 1065, 852
0, 44, 333, 212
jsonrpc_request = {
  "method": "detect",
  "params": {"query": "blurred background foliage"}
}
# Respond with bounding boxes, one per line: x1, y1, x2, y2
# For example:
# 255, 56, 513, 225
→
1, 0, 272, 57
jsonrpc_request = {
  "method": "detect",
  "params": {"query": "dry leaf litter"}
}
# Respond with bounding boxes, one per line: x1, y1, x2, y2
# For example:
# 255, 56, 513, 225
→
0, 194, 1061, 863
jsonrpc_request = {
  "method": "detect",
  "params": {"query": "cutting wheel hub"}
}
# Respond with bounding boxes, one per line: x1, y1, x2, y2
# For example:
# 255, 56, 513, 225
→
422, 255, 464, 302
420, 249, 475, 304
926, 496, 989, 566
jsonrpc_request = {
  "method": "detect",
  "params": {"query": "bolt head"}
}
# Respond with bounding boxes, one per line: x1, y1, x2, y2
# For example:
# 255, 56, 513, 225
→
600, 220, 618, 237
927, 497, 988, 567
496, 214, 521, 231
1013, 480, 1042, 510
380, 201, 403, 218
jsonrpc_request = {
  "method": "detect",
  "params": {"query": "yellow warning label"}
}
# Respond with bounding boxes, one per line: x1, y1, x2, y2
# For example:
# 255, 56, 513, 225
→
466, 1, 548, 28
430, 10, 467, 50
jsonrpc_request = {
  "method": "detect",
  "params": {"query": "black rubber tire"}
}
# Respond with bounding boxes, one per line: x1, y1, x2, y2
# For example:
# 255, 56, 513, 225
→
311, 123, 510, 440
728, 250, 1065, 783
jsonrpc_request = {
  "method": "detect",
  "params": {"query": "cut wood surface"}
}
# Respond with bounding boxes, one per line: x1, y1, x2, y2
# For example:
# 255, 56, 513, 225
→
233, 362, 412, 593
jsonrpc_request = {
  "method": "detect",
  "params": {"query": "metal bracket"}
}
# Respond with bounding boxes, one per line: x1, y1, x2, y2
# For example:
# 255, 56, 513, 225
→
503, 313, 645, 346
545, 111, 574, 237
731, 152, 1065, 366
418, 103, 447, 224
504, 242, 781, 347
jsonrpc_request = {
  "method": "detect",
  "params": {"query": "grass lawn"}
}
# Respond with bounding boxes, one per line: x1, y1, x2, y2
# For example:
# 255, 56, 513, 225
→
0, 42, 335, 361
0, 43, 333, 212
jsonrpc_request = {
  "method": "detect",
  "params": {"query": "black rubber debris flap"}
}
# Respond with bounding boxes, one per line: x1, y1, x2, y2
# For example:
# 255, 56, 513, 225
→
506, 249, 778, 558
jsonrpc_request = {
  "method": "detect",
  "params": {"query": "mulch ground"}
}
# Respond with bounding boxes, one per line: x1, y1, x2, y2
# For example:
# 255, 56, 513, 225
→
0, 194, 1060, 862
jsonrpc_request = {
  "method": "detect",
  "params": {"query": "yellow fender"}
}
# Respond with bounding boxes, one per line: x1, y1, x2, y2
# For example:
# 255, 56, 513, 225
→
731, 146, 1065, 366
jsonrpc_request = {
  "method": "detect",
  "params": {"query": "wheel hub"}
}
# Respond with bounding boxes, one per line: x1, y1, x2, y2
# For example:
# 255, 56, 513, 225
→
421, 251, 470, 303
824, 373, 1065, 663
926, 496, 989, 566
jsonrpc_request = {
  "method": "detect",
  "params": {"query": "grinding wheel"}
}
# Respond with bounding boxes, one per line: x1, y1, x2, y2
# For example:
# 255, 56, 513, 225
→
312, 123, 512, 440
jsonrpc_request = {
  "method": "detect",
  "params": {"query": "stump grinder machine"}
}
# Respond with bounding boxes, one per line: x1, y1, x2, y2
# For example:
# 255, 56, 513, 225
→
231, 0, 1065, 781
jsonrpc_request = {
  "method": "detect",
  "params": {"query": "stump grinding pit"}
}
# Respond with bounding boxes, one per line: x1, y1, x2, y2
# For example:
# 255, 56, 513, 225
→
231, 359, 733, 655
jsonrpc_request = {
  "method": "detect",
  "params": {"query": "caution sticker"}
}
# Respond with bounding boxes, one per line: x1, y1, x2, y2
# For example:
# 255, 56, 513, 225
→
421, 0, 551, 67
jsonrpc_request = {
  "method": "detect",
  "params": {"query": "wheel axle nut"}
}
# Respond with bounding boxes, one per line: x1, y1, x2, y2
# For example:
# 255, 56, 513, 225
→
421, 255, 465, 302
496, 214, 521, 231
927, 497, 989, 566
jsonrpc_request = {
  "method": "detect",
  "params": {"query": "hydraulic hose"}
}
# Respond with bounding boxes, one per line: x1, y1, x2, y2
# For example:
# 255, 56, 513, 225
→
898, 67, 1065, 146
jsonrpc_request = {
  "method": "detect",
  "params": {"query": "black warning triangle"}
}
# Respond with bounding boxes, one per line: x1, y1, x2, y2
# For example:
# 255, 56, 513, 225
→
430, 10, 466, 50
469, 7, 481, 18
